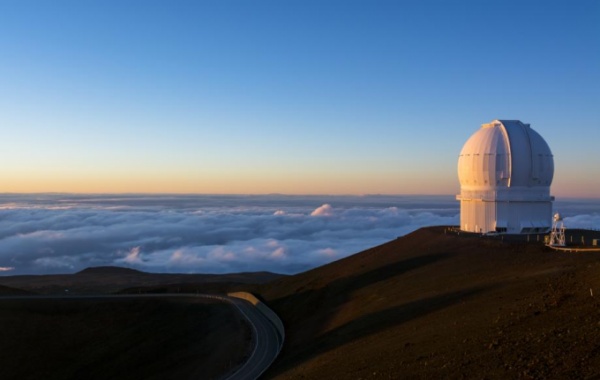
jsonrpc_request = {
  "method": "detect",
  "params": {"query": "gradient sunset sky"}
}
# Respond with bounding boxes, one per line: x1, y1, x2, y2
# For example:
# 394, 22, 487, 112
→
1, 0, 598, 197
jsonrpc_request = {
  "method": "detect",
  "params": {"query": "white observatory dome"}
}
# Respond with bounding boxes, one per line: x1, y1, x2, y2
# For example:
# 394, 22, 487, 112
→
458, 120, 554, 189
456, 120, 554, 234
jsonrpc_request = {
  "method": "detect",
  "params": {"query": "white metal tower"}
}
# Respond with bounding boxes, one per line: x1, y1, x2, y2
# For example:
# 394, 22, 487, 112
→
548, 213, 566, 246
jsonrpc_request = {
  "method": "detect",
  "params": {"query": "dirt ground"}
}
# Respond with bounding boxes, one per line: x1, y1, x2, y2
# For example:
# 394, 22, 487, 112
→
0, 297, 251, 380
0, 267, 282, 295
258, 227, 600, 379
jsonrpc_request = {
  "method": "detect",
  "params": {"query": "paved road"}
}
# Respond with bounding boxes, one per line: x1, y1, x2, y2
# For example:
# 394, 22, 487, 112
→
0, 293, 282, 380
224, 296, 282, 380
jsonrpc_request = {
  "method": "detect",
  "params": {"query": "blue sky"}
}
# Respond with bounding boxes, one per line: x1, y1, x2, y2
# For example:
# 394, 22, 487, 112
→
1, 0, 598, 196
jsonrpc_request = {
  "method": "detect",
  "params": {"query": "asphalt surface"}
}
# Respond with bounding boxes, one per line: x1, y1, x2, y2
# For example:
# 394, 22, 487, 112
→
224, 297, 282, 380
0, 293, 282, 380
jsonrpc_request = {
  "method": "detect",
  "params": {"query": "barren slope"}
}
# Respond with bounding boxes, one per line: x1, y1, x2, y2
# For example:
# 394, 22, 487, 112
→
259, 227, 600, 379
0, 284, 32, 295
0, 267, 284, 294
0, 296, 250, 380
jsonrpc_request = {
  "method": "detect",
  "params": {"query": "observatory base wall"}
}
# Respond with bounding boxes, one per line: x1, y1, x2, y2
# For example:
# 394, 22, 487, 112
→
460, 199, 552, 234
460, 200, 496, 233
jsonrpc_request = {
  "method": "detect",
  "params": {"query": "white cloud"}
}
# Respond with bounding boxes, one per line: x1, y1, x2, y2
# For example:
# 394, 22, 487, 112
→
318, 248, 337, 258
170, 249, 208, 266
208, 247, 237, 262
0, 267, 14, 272
18, 230, 65, 239
311, 204, 334, 217
563, 214, 600, 230
270, 247, 286, 259
0, 194, 474, 275
33, 257, 75, 269
122, 246, 143, 264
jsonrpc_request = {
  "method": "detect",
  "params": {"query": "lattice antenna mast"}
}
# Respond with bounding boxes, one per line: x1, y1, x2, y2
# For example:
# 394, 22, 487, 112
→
549, 213, 566, 247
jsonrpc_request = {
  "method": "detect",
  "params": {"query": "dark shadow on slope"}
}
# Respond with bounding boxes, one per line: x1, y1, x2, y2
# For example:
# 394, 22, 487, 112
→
262, 253, 450, 369
0, 284, 35, 296
334, 253, 450, 295
270, 252, 449, 308
268, 285, 491, 377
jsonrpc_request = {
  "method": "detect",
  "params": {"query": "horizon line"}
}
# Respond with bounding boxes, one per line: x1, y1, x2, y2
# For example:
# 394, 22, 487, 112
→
0, 192, 598, 201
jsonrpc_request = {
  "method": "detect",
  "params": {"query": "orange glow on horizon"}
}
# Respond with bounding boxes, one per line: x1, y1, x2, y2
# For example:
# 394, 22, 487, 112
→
1, 170, 459, 196
2, 166, 597, 198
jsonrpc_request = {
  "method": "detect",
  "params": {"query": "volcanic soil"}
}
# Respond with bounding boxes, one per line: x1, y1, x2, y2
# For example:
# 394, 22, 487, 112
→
0, 267, 282, 295
258, 226, 600, 379
0, 296, 250, 380
0, 268, 282, 380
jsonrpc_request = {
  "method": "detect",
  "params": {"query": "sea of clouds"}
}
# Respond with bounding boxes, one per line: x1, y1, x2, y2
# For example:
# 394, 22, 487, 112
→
0, 194, 598, 276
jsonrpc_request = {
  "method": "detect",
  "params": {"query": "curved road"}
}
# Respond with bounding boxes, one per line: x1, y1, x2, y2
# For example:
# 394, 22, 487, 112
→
0, 293, 282, 380
223, 296, 282, 380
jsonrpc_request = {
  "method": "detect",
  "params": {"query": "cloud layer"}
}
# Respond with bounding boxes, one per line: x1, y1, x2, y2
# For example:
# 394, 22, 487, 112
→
0, 194, 462, 275
1, 195, 597, 276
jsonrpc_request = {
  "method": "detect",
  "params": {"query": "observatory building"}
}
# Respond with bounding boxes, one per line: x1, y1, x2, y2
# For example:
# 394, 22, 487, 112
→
457, 120, 554, 234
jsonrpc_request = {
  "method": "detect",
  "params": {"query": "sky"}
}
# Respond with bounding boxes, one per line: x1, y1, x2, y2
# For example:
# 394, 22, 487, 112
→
0, 0, 599, 196
1, 194, 598, 275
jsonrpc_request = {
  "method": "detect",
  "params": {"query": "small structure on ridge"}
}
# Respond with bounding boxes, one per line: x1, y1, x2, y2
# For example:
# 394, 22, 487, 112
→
548, 213, 566, 246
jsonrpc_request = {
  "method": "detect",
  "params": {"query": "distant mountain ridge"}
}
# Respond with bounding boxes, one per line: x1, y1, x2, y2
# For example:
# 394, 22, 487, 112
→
0, 267, 285, 295
76, 266, 146, 275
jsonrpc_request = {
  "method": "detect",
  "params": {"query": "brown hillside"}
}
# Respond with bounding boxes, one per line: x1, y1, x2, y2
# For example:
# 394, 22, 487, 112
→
259, 227, 600, 379
0, 284, 32, 295
0, 297, 250, 380
0, 269, 284, 294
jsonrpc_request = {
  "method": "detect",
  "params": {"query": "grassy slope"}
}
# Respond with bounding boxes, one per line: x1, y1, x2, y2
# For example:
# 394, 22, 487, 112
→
259, 227, 600, 379
0, 297, 250, 380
